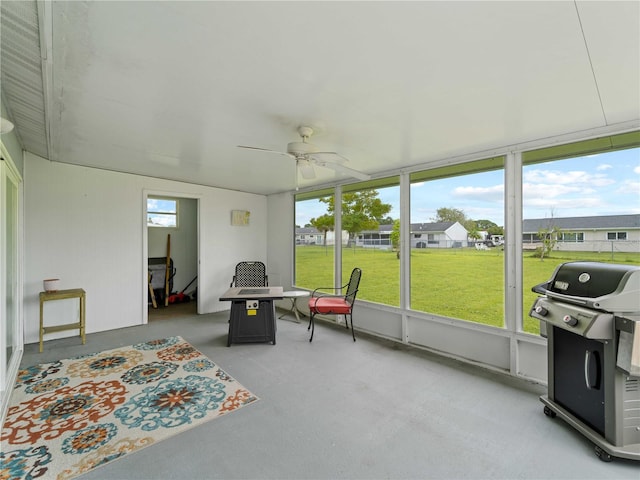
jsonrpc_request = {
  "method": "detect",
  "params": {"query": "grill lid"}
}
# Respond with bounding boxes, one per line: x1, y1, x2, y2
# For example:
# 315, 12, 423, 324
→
533, 261, 640, 313
548, 262, 635, 297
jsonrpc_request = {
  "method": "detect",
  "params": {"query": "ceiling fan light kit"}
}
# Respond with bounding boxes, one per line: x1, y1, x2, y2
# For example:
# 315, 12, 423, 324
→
297, 158, 316, 179
238, 125, 370, 182
0, 117, 15, 134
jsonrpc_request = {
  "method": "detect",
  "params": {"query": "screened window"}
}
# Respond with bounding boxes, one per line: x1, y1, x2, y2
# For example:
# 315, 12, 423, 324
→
522, 139, 640, 335
295, 180, 400, 307
294, 191, 335, 290
341, 181, 399, 307
147, 197, 178, 227
410, 157, 505, 327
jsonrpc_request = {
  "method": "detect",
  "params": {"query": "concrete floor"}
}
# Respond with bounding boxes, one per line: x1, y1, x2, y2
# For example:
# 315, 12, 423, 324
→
21, 307, 639, 479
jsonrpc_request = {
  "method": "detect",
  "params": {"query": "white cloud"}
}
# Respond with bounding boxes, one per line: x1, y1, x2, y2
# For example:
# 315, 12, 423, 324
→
616, 180, 640, 195
523, 182, 583, 199
523, 169, 614, 187
524, 196, 603, 209
634, 165, 640, 175
452, 184, 504, 202
596, 164, 612, 171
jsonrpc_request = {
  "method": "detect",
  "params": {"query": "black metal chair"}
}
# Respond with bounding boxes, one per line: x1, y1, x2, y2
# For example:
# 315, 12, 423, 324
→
308, 267, 362, 342
230, 261, 268, 287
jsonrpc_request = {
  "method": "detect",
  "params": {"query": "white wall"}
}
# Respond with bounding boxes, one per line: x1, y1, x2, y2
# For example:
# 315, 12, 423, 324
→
267, 192, 294, 307
24, 153, 267, 344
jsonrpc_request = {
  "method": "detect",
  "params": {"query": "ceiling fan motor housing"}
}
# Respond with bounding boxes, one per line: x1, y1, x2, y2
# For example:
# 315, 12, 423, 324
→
287, 141, 317, 156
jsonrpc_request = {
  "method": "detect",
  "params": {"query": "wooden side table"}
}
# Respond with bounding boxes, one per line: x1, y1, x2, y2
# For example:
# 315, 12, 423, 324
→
39, 288, 86, 353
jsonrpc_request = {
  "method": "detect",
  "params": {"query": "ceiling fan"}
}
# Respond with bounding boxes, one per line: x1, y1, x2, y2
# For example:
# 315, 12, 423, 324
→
238, 126, 371, 181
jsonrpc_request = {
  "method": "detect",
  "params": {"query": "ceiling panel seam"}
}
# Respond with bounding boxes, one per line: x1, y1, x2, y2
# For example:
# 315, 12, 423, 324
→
573, 0, 608, 125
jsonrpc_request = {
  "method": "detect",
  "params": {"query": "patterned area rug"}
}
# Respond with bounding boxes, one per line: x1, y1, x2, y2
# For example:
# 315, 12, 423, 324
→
1, 336, 258, 480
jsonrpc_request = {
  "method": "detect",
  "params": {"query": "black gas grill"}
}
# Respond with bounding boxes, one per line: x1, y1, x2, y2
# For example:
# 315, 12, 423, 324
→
530, 261, 640, 462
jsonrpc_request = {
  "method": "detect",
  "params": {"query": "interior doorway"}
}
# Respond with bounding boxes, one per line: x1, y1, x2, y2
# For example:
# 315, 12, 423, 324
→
145, 193, 199, 322
1, 147, 23, 422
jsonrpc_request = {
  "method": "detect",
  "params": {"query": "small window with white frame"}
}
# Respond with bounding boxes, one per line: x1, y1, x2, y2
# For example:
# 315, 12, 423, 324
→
607, 231, 627, 241
560, 232, 584, 243
147, 197, 178, 228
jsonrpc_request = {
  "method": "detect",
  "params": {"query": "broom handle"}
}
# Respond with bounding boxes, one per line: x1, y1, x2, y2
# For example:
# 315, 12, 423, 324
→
165, 234, 171, 306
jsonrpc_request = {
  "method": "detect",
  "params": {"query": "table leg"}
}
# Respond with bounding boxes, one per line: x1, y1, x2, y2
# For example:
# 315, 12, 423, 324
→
39, 298, 44, 353
80, 293, 86, 345
292, 298, 302, 323
279, 298, 302, 323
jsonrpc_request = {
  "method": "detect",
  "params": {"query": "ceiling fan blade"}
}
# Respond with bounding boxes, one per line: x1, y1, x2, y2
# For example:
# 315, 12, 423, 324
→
312, 160, 371, 181
308, 151, 348, 163
237, 145, 294, 159
297, 159, 316, 179
309, 153, 371, 181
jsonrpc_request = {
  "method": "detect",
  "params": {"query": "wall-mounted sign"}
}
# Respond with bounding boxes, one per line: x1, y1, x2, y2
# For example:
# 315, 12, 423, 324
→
231, 210, 250, 226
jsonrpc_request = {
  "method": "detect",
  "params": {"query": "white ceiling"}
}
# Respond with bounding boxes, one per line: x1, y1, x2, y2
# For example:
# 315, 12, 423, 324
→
1, 1, 639, 195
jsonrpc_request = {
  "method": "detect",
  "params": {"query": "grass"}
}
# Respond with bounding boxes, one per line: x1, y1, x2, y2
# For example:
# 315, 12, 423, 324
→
295, 245, 640, 335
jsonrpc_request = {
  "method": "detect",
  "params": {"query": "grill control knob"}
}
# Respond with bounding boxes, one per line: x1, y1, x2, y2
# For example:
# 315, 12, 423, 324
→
535, 305, 548, 316
562, 315, 578, 327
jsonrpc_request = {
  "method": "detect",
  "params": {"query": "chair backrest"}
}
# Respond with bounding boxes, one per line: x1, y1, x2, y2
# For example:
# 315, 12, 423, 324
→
344, 267, 362, 305
233, 261, 268, 287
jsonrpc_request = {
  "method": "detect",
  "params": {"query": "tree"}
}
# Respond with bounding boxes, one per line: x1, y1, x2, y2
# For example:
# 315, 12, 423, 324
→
467, 228, 482, 243
432, 207, 467, 225
472, 219, 503, 236
535, 210, 562, 261
320, 190, 392, 246
474, 219, 499, 231
309, 214, 334, 246
537, 224, 562, 261
390, 219, 401, 259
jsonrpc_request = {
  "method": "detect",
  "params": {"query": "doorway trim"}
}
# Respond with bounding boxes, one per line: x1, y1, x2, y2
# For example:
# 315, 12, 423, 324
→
0, 143, 24, 426
142, 190, 201, 324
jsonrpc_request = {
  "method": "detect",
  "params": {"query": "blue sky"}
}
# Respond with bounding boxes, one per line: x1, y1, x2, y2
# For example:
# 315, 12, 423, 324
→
297, 147, 640, 227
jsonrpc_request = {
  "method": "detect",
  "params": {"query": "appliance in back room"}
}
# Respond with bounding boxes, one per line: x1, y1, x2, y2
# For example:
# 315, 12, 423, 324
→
529, 261, 640, 462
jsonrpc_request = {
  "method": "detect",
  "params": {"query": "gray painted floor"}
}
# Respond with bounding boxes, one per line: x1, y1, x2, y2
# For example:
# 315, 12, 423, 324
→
20, 307, 639, 479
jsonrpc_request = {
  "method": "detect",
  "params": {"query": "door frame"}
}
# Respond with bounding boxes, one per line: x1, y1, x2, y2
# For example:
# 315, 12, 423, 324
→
142, 190, 201, 324
0, 143, 24, 426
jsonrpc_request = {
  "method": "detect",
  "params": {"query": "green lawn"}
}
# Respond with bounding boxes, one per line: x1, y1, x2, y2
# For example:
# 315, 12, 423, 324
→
295, 245, 640, 335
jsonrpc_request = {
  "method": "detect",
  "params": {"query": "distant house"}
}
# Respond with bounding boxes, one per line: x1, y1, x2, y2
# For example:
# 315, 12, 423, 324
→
295, 227, 348, 246
298, 221, 469, 249
356, 224, 394, 249
410, 221, 468, 248
354, 221, 469, 249
522, 214, 640, 252
356, 222, 468, 248
295, 227, 324, 245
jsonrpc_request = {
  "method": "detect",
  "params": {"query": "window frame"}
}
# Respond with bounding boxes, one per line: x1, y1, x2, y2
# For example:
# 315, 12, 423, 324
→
607, 231, 627, 241
559, 232, 584, 243
147, 197, 179, 228
292, 132, 639, 339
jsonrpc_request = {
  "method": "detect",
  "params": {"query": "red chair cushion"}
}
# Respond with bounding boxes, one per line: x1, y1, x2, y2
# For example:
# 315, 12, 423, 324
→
309, 297, 352, 314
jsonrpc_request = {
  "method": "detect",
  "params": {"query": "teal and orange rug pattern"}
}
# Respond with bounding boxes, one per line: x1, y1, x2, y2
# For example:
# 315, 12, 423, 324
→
1, 336, 258, 480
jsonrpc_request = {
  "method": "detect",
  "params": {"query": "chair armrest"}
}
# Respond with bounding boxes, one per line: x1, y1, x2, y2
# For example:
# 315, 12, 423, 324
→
311, 286, 342, 297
